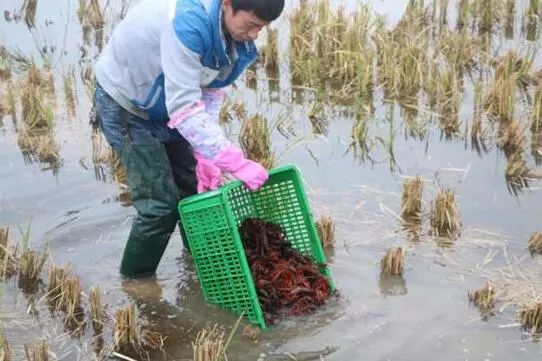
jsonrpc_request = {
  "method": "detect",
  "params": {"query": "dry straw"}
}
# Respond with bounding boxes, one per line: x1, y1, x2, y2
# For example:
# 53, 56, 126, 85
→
0, 49, 11, 81
316, 215, 335, 248
349, 109, 373, 162
483, 51, 533, 121
504, 0, 515, 38
21, 0, 37, 28
21, 63, 55, 130
91, 130, 115, 165
533, 81, 542, 133
289, 0, 375, 104
471, 81, 485, 146
505, 164, 531, 196
0, 333, 10, 361
244, 66, 257, 89
527, 0, 539, 22
375, 23, 399, 100
497, 121, 526, 156
468, 281, 496, 317
231, 100, 247, 120
63, 70, 76, 117
437, 31, 479, 76
532, 133, 542, 165
289, 0, 315, 86
19, 249, 48, 283
505, 152, 531, 179
308, 101, 328, 135
261, 27, 278, 71
477, 0, 506, 35
401, 176, 423, 220
34, 132, 60, 164
0, 227, 8, 259
140, 329, 165, 352
77, 0, 87, 23
430, 188, 460, 238
7, 82, 16, 121
329, 5, 375, 105
46, 265, 69, 307
437, 64, 462, 136
24, 339, 48, 361
218, 96, 233, 124
114, 303, 140, 354
89, 286, 105, 335
88, 0, 104, 29
389, 1, 428, 101
0, 228, 17, 280
192, 314, 242, 361
528, 232, 542, 255
456, 0, 470, 30
81, 64, 95, 98
59, 276, 83, 321
192, 324, 226, 361
239, 114, 276, 169
519, 302, 542, 333
473, 252, 542, 335
0, 94, 6, 121
380, 247, 405, 276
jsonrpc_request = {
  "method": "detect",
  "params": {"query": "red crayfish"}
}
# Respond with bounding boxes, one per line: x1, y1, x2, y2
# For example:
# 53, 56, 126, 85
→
239, 218, 331, 325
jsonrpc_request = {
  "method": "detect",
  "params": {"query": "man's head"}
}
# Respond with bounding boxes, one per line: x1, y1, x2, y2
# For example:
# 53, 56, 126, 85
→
222, 0, 284, 42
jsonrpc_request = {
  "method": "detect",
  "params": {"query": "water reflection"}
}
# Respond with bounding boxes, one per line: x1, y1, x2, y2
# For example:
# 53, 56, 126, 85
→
470, 134, 490, 157
504, 151, 533, 196
16, 128, 62, 174
505, 174, 532, 197
265, 68, 280, 103
63, 310, 86, 339
92, 335, 105, 359
399, 100, 426, 141
531, 133, 542, 165
523, 13, 539, 42
245, 63, 258, 90
308, 102, 328, 136
401, 218, 423, 243
379, 273, 408, 297
504, 0, 515, 39
434, 235, 458, 248
121, 275, 187, 358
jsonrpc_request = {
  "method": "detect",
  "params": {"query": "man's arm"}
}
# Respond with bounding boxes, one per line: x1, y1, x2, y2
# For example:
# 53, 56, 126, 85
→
161, 21, 268, 190
161, 23, 231, 159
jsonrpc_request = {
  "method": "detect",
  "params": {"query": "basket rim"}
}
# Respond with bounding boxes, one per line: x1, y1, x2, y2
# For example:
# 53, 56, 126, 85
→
178, 164, 300, 207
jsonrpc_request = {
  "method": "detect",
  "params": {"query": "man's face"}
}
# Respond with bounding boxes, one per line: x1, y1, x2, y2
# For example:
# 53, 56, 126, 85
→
222, 0, 269, 42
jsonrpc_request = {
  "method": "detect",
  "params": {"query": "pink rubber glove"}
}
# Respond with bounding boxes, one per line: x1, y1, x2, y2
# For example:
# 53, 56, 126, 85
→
214, 145, 268, 190
194, 152, 222, 193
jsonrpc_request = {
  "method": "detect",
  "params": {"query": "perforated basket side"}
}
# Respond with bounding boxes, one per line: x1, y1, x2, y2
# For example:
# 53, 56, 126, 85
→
227, 166, 334, 290
228, 167, 322, 257
179, 193, 265, 328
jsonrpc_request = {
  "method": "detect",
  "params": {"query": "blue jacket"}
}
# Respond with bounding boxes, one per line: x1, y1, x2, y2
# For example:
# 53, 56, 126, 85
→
95, 0, 258, 123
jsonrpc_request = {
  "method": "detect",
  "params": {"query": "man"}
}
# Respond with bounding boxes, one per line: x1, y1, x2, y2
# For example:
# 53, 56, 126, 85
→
93, 0, 284, 278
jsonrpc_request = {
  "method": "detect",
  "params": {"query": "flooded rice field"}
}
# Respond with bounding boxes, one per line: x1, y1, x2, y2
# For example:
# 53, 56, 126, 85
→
2, 0, 542, 359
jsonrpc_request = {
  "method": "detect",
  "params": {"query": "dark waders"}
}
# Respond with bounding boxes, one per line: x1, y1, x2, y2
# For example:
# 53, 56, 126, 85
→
94, 84, 197, 277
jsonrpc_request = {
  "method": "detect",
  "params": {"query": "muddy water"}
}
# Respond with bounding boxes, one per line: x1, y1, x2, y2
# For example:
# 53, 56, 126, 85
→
2, 0, 542, 360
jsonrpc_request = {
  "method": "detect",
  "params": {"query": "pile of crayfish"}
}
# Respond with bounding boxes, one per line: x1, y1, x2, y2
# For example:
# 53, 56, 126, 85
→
239, 218, 331, 324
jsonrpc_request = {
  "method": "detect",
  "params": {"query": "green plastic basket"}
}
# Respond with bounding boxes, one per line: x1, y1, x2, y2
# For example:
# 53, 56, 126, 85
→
178, 165, 334, 329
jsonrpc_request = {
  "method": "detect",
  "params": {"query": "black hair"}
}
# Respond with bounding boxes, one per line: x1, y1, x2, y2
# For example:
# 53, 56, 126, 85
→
230, 0, 284, 22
